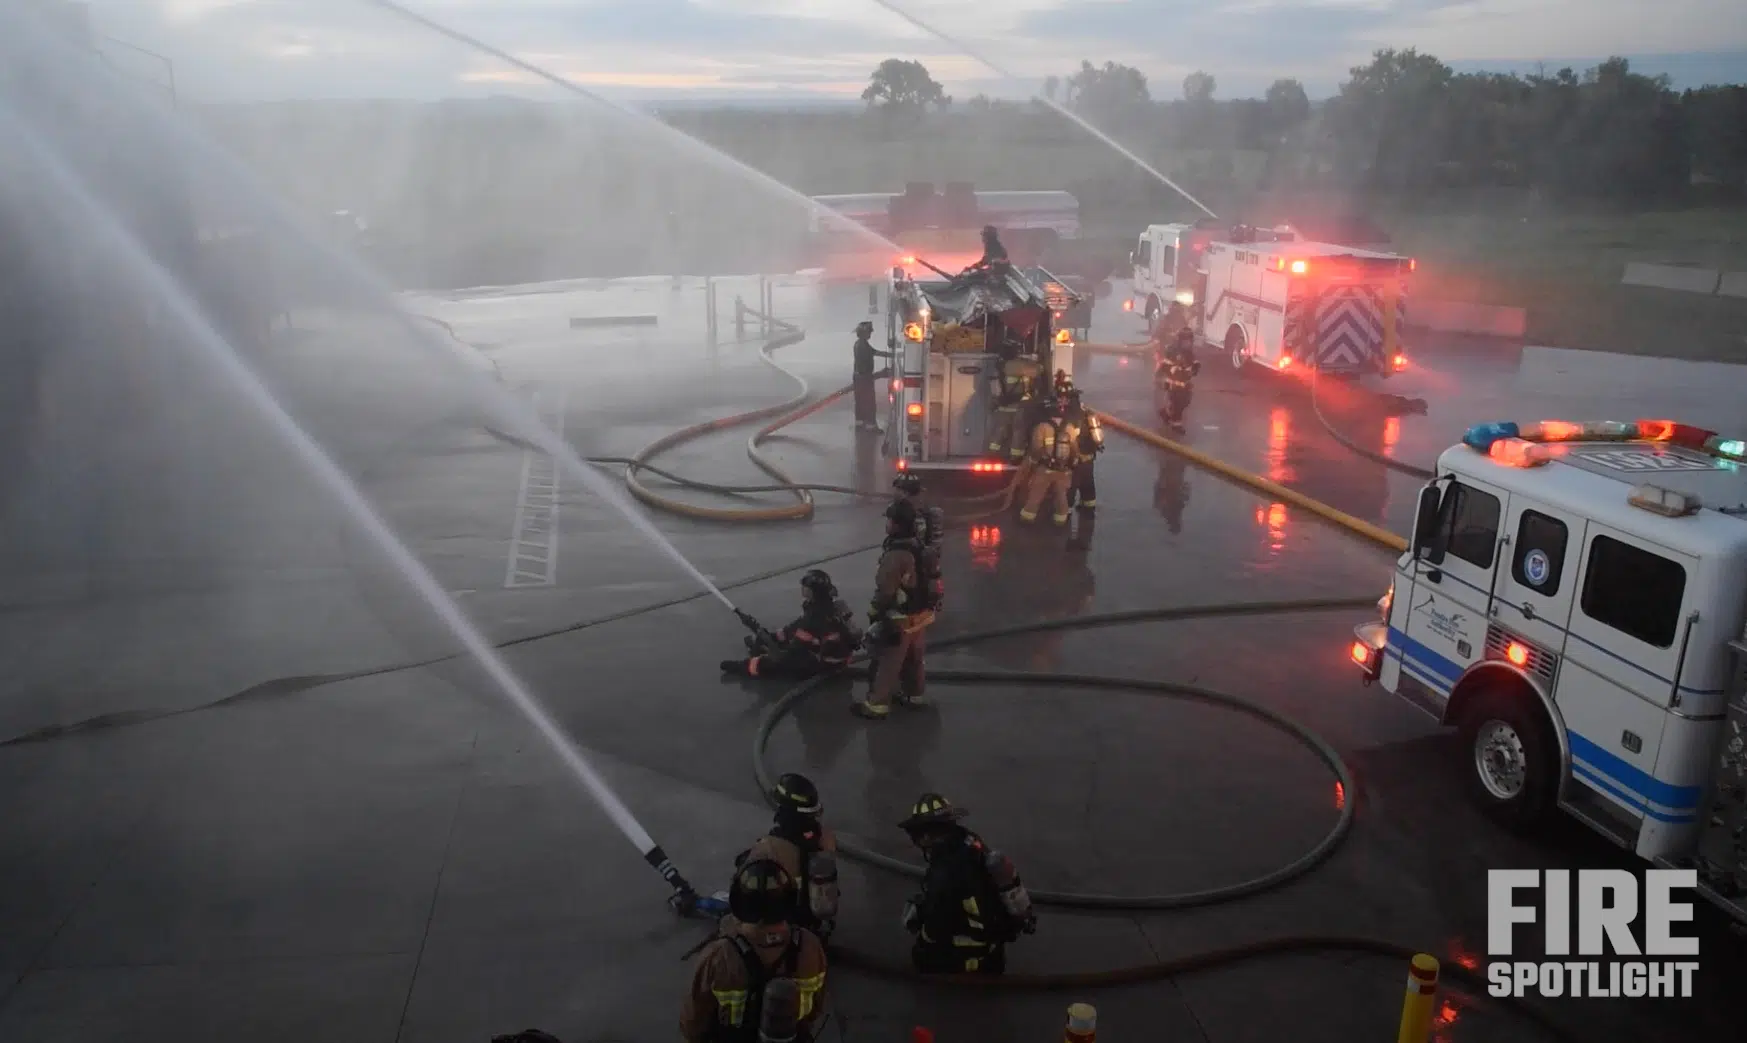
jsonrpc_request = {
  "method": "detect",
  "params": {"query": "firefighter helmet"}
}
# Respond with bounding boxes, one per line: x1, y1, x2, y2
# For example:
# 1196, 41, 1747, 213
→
728, 858, 796, 925
899, 792, 968, 832
855, 320, 874, 336
772, 772, 823, 817
800, 569, 836, 604
892, 472, 923, 497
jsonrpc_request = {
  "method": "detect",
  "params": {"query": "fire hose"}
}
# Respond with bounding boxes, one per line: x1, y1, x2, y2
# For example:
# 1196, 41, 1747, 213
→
750, 604, 1583, 1041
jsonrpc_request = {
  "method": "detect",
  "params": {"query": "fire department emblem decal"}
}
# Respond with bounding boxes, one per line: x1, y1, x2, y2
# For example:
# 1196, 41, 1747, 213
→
1523, 549, 1551, 586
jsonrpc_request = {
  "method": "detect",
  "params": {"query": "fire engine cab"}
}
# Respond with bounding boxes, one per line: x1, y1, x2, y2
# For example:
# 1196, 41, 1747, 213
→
883, 263, 1081, 474
1128, 222, 1412, 379
1351, 418, 1747, 921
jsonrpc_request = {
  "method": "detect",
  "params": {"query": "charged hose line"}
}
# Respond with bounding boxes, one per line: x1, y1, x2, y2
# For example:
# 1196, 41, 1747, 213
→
1309, 367, 1436, 481
750, 600, 1584, 1042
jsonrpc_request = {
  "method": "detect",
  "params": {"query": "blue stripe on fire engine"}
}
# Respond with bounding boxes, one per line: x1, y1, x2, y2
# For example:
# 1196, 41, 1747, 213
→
1383, 627, 1701, 818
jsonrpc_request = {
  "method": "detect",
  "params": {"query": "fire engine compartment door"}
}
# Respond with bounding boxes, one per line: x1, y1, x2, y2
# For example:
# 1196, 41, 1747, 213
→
1490, 494, 1587, 657
1304, 284, 1388, 372
926, 351, 991, 459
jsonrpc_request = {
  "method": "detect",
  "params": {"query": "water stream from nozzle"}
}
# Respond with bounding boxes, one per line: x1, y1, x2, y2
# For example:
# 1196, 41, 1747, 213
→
867, 0, 1219, 221
1, 96, 708, 900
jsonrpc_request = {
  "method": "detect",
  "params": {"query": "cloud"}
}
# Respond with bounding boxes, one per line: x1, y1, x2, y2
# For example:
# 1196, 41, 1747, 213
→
73, 0, 1747, 101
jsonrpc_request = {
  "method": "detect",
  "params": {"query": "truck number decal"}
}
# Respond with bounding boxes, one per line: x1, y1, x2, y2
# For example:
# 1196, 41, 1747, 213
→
1574, 449, 1718, 472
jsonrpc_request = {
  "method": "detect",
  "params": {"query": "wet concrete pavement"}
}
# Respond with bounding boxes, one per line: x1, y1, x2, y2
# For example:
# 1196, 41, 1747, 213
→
1, 274, 1742, 1042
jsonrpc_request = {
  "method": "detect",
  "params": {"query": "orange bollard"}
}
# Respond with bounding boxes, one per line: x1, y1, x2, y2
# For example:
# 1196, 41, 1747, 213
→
1064, 1002, 1096, 1043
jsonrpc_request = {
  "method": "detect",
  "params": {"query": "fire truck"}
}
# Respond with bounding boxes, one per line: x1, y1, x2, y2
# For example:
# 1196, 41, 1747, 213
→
1350, 418, 1747, 921
1126, 222, 1412, 379
882, 263, 1082, 475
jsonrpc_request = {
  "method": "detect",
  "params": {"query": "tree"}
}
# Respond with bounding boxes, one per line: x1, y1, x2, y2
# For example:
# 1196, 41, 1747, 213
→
1329, 48, 1453, 189
861, 59, 948, 113
1064, 60, 1150, 123
1263, 78, 1311, 131
1182, 71, 1216, 104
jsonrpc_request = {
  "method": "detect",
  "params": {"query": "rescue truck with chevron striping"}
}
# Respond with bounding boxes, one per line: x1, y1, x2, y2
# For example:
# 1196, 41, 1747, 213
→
1126, 222, 1412, 378
1350, 418, 1747, 922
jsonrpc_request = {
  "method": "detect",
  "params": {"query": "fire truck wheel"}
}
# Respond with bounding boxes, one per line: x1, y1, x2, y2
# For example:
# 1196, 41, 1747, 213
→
1458, 688, 1558, 831
1225, 328, 1249, 374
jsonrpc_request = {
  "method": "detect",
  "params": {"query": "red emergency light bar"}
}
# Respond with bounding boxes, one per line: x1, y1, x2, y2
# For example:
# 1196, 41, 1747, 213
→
1636, 419, 1716, 448
970, 461, 1007, 473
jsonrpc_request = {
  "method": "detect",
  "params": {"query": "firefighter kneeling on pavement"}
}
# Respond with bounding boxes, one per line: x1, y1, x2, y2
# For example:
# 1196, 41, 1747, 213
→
899, 792, 1036, 975
1019, 396, 1080, 525
852, 499, 932, 719
721, 570, 857, 678
681, 859, 828, 1043
733, 772, 840, 943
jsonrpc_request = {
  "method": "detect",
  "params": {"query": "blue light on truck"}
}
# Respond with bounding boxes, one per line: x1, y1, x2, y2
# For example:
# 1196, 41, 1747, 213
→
1461, 422, 1518, 452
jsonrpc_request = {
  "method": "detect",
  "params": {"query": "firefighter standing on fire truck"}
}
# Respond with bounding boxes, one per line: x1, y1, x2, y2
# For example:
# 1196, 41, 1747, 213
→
988, 341, 1041, 461
1019, 396, 1080, 525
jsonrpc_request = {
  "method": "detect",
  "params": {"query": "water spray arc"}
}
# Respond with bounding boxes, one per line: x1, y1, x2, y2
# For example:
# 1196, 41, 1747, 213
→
0, 99, 718, 915
865, 0, 1219, 221
357, 0, 906, 253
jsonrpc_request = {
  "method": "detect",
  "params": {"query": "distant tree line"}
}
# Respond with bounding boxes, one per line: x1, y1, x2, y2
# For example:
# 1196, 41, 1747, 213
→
862, 50, 1747, 204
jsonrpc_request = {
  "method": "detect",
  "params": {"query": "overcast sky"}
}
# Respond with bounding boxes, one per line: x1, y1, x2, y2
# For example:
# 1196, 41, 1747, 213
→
83, 0, 1747, 102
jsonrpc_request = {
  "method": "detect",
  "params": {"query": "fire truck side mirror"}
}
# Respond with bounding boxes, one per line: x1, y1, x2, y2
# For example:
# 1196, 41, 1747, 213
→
1411, 484, 1446, 562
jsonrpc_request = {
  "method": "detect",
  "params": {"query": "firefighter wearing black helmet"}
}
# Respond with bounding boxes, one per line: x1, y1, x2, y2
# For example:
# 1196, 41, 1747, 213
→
681, 859, 828, 1043
853, 499, 929, 719
899, 793, 1036, 975
734, 773, 840, 940
852, 320, 892, 431
722, 571, 858, 678
1058, 379, 1102, 512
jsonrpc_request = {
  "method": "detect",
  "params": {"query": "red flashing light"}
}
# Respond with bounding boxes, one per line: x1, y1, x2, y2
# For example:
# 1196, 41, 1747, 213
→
1408, 258, 1417, 272
891, 377, 904, 390
970, 461, 1007, 473
1289, 259, 1309, 275
1350, 641, 1371, 666
906, 402, 923, 418
1636, 419, 1716, 448
1505, 642, 1529, 667
1122, 299, 1134, 312
895, 459, 907, 471
1277, 356, 1293, 369
1536, 420, 1584, 441
900, 255, 917, 265
1392, 353, 1407, 371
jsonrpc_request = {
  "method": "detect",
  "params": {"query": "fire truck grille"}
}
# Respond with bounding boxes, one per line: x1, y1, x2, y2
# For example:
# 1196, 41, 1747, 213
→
1484, 624, 1558, 683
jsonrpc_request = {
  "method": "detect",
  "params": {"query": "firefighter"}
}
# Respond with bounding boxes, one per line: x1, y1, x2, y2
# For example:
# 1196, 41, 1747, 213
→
1019, 396, 1079, 525
1060, 383, 1102, 512
733, 773, 839, 941
987, 347, 1041, 461
852, 320, 891, 431
722, 571, 857, 678
867, 499, 939, 698
681, 859, 828, 1043
899, 793, 1036, 975
1156, 326, 1201, 432
853, 499, 929, 720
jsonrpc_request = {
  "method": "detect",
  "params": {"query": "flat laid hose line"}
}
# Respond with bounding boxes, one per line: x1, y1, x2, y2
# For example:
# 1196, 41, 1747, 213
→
1309, 367, 1436, 481
750, 599, 1586, 1042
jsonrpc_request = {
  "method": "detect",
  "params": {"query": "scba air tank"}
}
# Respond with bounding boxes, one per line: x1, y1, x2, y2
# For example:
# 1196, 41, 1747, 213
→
984, 849, 1033, 926
806, 850, 839, 923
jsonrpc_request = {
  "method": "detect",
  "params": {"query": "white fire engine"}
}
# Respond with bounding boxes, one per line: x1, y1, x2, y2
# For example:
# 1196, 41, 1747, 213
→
882, 264, 1081, 475
1126, 222, 1412, 378
1350, 418, 1747, 921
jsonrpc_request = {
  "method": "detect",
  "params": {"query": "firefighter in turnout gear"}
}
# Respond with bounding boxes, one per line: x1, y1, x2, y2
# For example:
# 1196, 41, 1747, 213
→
987, 348, 1042, 461
733, 773, 840, 942
1060, 383, 1102, 511
899, 793, 1036, 975
1156, 327, 1201, 432
681, 859, 828, 1043
722, 571, 857, 678
853, 499, 930, 720
852, 320, 891, 431
1019, 397, 1080, 525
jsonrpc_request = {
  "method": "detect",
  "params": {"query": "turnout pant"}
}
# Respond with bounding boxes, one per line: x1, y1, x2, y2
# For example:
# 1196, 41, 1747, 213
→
731, 649, 841, 678
1020, 467, 1073, 524
1070, 460, 1097, 508
868, 625, 926, 708
853, 373, 877, 426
